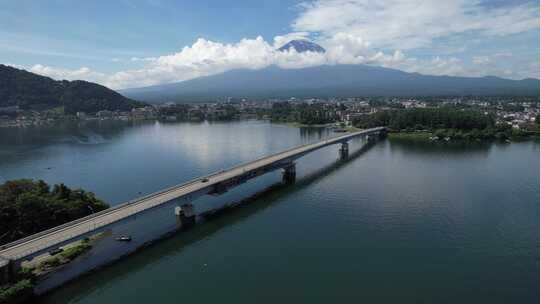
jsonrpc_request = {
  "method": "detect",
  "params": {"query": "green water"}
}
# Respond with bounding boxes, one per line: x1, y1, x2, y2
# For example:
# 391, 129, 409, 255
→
1, 120, 540, 303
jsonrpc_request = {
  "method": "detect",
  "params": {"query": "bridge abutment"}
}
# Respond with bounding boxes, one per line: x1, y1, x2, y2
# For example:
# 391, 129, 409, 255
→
0, 258, 21, 285
0, 257, 10, 285
379, 129, 388, 139
282, 163, 296, 184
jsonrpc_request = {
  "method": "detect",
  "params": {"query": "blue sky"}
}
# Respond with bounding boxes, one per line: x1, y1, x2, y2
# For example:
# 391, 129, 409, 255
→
2, 0, 540, 89
0, 0, 299, 71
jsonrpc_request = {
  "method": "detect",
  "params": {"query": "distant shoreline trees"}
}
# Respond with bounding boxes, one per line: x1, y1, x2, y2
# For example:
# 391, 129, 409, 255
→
265, 102, 341, 125
353, 107, 530, 140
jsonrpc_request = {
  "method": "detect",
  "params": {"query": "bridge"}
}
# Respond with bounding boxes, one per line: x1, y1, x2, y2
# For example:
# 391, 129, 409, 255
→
0, 127, 386, 282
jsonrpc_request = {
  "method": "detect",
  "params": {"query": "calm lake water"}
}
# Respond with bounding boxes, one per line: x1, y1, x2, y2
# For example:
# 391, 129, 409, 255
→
1, 120, 540, 303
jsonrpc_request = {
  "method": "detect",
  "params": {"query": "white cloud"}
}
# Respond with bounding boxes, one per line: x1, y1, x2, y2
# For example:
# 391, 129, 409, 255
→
273, 32, 311, 49
16, 33, 535, 90
472, 52, 513, 66
10, 1, 540, 90
24, 35, 406, 89
390, 54, 540, 81
473, 56, 491, 65
28, 64, 108, 83
400, 57, 466, 76
130, 57, 157, 62
293, 0, 540, 49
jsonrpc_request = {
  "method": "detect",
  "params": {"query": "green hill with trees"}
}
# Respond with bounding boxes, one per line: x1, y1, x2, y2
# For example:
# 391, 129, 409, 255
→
0, 179, 109, 246
0, 64, 144, 114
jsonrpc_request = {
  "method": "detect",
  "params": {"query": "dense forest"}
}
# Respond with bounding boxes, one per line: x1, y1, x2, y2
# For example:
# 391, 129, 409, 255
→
353, 107, 495, 130
0, 179, 109, 245
353, 107, 528, 140
0, 64, 144, 114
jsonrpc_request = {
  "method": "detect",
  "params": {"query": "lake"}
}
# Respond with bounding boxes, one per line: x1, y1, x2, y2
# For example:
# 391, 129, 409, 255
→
1, 120, 540, 303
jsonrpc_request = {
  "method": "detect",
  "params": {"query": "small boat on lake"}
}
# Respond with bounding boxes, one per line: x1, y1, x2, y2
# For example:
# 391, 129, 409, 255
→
115, 236, 132, 242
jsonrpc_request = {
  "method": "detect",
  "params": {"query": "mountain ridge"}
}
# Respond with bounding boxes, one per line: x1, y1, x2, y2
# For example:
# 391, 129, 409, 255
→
0, 64, 143, 113
120, 64, 540, 103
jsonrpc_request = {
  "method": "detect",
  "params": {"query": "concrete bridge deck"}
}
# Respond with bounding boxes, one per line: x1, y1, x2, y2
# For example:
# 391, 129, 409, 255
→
0, 127, 386, 263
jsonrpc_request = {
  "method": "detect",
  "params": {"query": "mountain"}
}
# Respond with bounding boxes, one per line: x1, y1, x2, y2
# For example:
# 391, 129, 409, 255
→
278, 40, 326, 53
121, 64, 540, 103
0, 64, 144, 113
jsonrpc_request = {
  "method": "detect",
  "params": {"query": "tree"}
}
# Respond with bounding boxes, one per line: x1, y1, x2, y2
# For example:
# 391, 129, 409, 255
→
353, 108, 495, 132
0, 179, 109, 245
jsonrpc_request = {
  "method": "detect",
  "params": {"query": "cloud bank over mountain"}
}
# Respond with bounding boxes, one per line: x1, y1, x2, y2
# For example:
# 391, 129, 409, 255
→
10, 0, 540, 89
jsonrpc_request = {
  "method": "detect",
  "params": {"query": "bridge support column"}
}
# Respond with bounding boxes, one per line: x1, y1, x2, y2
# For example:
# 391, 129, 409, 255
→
175, 203, 196, 228
0, 258, 10, 285
339, 142, 349, 159
0, 258, 21, 285
282, 163, 296, 184
212, 183, 228, 195
379, 129, 388, 139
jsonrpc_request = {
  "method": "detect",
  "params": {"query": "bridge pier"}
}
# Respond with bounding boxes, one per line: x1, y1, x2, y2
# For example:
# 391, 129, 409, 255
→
339, 142, 349, 159
175, 204, 196, 228
0, 258, 10, 285
282, 163, 296, 184
212, 182, 228, 195
0, 258, 21, 285
379, 129, 388, 139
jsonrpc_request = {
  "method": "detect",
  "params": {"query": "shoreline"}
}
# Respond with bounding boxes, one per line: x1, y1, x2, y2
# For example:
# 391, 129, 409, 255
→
388, 130, 540, 143
276, 121, 361, 132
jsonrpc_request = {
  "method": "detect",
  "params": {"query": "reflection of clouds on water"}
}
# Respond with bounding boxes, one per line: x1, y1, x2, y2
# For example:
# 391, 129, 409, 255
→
149, 121, 298, 169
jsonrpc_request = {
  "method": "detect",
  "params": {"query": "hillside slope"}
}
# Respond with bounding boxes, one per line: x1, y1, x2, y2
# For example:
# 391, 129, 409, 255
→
0, 64, 143, 113
121, 64, 540, 103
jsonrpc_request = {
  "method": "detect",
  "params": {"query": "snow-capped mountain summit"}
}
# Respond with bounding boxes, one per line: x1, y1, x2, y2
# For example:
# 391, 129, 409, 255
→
277, 40, 326, 53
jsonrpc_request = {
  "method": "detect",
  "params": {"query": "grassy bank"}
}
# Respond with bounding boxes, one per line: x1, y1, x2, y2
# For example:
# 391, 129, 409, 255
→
23, 235, 101, 277
34, 239, 92, 272
0, 237, 96, 304
0, 280, 34, 304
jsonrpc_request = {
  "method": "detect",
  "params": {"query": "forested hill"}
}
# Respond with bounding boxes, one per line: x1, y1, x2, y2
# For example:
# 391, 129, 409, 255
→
0, 64, 144, 113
